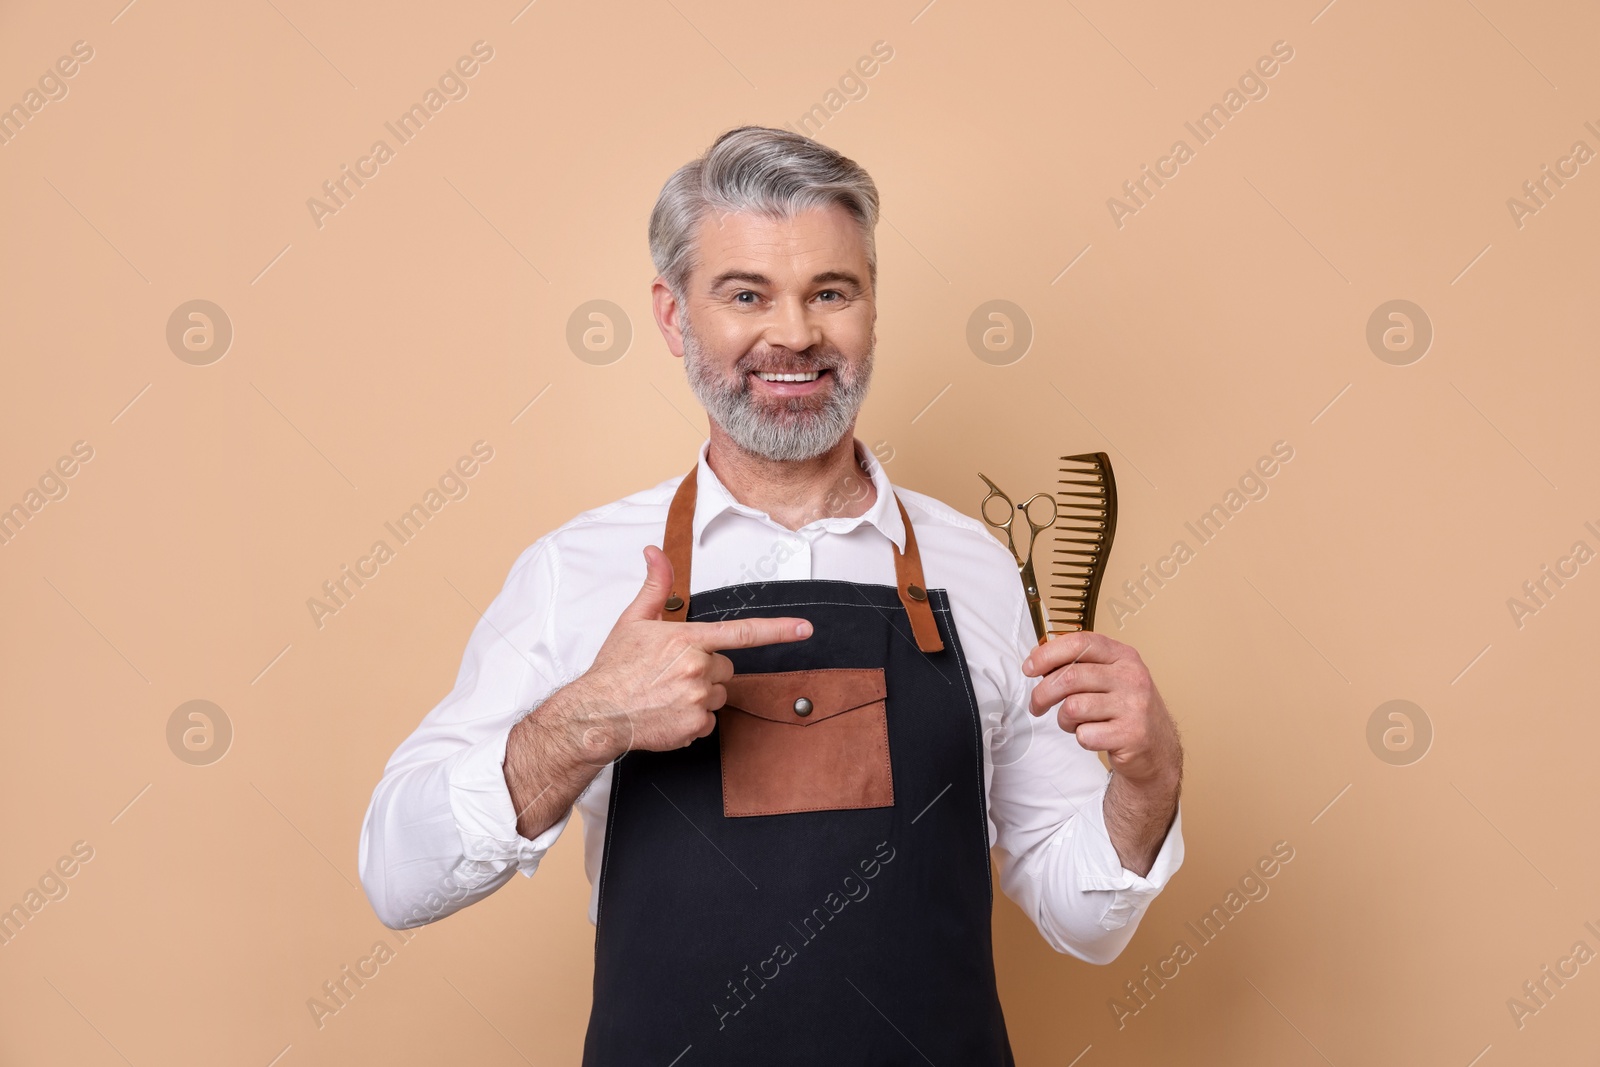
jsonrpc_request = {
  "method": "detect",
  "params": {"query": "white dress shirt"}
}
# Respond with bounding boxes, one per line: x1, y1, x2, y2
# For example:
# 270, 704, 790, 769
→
358, 438, 1183, 965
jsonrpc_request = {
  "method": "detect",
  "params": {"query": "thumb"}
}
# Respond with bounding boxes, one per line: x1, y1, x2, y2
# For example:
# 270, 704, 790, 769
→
618, 545, 675, 623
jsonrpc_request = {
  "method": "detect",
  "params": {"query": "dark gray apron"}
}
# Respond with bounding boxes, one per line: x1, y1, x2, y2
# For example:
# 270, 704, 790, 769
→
581, 460, 1013, 1065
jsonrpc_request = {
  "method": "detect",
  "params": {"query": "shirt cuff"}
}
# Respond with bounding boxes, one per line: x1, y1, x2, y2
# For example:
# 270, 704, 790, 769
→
1073, 791, 1185, 930
445, 718, 572, 883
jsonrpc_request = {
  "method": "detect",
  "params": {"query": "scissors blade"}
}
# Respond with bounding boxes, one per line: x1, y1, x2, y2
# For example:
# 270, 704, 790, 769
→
1019, 557, 1049, 644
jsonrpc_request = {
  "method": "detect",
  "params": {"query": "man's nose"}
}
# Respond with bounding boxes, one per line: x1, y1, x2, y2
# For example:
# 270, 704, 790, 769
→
762, 296, 823, 354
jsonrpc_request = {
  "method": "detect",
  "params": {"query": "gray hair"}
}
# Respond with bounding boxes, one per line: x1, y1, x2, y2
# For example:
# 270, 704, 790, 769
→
648, 126, 881, 302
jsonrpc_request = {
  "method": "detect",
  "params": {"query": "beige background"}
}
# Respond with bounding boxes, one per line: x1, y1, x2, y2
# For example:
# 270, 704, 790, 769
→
2, 0, 1597, 1063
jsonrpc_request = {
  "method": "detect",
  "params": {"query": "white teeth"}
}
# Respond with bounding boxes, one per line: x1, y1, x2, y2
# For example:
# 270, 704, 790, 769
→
757, 370, 821, 382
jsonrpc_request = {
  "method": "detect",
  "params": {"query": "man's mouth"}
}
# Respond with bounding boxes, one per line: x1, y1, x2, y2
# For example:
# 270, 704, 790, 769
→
754, 369, 825, 383
747, 367, 833, 398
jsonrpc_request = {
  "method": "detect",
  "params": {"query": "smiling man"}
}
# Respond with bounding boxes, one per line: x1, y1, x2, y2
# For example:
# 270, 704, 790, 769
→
359, 126, 1184, 1065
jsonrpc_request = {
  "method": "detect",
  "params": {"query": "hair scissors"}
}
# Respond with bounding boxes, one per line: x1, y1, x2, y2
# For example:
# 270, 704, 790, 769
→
978, 473, 1058, 645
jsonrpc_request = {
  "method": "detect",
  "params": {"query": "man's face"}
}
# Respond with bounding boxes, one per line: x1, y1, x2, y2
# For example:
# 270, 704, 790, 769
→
655, 204, 876, 462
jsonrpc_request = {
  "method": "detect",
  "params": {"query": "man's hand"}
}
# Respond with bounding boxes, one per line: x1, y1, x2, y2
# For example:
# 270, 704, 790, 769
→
503, 545, 813, 840
1022, 631, 1183, 876
1022, 631, 1180, 784
564, 544, 815, 759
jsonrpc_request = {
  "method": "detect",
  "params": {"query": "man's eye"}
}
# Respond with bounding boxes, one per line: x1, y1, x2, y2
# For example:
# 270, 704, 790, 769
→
734, 290, 759, 304
816, 290, 845, 303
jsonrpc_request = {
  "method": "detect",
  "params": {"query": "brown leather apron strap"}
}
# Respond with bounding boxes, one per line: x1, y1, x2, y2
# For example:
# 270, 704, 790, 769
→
657, 458, 944, 653
891, 493, 944, 653
660, 465, 698, 623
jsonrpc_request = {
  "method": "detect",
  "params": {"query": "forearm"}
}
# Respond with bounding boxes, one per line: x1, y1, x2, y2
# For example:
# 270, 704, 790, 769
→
1102, 770, 1181, 877
503, 681, 615, 841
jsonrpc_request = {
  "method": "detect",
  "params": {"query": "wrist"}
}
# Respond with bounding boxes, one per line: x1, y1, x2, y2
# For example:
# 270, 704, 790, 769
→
1110, 763, 1182, 800
539, 677, 626, 766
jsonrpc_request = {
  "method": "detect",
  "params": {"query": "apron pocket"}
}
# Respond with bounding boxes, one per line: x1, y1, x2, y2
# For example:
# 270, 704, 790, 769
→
717, 667, 892, 817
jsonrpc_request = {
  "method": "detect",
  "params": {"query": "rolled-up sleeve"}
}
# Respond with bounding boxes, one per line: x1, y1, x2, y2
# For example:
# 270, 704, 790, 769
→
358, 538, 575, 929
985, 598, 1184, 965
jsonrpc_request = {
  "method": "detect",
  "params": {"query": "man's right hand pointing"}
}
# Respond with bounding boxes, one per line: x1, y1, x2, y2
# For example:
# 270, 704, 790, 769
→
503, 545, 813, 841
573, 544, 815, 756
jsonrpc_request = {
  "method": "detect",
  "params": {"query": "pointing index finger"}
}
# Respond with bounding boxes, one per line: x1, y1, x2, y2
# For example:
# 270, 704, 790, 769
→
688, 616, 813, 651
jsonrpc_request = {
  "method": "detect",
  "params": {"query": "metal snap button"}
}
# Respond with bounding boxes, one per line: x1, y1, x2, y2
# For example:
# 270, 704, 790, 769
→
906, 583, 927, 601
664, 595, 684, 611
793, 697, 813, 717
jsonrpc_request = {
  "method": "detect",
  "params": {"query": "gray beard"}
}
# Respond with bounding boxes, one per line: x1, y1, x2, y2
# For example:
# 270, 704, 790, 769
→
681, 315, 874, 463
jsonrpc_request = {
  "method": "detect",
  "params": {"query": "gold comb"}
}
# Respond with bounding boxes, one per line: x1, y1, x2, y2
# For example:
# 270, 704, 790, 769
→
1049, 452, 1118, 633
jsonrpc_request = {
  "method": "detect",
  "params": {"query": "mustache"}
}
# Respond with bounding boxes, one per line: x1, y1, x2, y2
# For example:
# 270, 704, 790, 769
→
735, 350, 842, 376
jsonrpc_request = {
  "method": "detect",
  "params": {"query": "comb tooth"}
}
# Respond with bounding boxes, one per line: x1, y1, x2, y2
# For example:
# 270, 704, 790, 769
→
1053, 452, 1117, 633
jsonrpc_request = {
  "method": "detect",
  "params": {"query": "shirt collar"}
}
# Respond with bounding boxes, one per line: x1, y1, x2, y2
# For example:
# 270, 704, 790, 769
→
691, 437, 906, 553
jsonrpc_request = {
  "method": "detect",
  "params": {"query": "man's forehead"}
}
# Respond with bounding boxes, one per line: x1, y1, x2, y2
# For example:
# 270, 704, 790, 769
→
693, 205, 868, 276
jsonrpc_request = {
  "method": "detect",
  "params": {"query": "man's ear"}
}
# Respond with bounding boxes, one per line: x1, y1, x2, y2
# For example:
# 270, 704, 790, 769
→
651, 277, 687, 359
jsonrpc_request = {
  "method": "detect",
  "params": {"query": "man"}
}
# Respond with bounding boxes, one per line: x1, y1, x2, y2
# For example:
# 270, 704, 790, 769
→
359, 126, 1184, 1064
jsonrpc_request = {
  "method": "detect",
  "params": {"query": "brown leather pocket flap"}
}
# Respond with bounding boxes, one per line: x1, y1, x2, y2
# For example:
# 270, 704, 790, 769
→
723, 668, 886, 726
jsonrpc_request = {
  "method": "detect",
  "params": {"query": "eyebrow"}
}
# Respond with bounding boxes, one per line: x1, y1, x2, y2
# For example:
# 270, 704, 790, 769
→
707, 269, 865, 292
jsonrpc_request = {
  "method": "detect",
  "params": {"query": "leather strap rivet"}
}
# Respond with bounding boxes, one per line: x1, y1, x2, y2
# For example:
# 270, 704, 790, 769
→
664, 594, 684, 611
793, 697, 813, 717
906, 583, 927, 601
